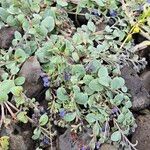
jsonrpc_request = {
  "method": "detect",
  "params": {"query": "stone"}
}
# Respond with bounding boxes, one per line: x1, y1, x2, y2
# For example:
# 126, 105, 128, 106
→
58, 128, 92, 150
141, 70, 150, 94
100, 144, 117, 150
131, 114, 150, 150
0, 27, 17, 49
19, 56, 44, 98
121, 65, 150, 111
0, 123, 35, 150
9, 130, 35, 150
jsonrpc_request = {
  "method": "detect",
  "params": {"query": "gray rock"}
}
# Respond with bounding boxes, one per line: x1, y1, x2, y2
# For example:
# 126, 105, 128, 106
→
100, 144, 118, 150
141, 70, 150, 94
0, 27, 17, 49
131, 115, 150, 150
121, 66, 150, 111
19, 56, 44, 98
58, 128, 92, 150
0, 123, 35, 150
9, 130, 35, 150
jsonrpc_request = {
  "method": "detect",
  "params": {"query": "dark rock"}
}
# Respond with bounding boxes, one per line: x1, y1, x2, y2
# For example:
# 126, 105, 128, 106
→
0, 26, 16, 49
131, 115, 150, 150
141, 70, 150, 94
58, 128, 92, 150
9, 130, 35, 150
121, 65, 150, 111
19, 56, 44, 98
0, 123, 35, 150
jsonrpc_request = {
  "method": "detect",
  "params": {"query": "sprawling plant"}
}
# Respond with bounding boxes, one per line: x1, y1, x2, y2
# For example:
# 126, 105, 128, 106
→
0, 0, 149, 149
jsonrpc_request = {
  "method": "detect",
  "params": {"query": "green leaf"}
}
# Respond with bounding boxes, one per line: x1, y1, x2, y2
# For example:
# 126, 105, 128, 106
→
84, 86, 94, 95
10, 86, 23, 96
41, 16, 55, 32
98, 66, 108, 77
14, 48, 28, 63
17, 112, 28, 123
0, 93, 8, 104
32, 128, 41, 140
117, 113, 124, 123
17, 14, 26, 23
56, 0, 68, 6
89, 79, 103, 92
6, 15, 18, 26
111, 131, 121, 142
10, 65, 20, 75
72, 52, 79, 62
90, 59, 101, 73
57, 87, 69, 102
39, 114, 49, 126
22, 20, 30, 31
0, 80, 15, 94
14, 77, 25, 85
72, 64, 86, 78
15, 96, 25, 107
93, 122, 100, 136
111, 77, 125, 90
63, 112, 76, 122
86, 113, 96, 123
0, 136, 9, 150
83, 75, 94, 85
30, 2, 40, 13
98, 77, 110, 87
14, 31, 22, 40
0, 7, 9, 22
94, 0, 105, 6
125, 101, 132, 108
113, 93, 124, 105
87, 20, 96, 32
75, 92, 88, 105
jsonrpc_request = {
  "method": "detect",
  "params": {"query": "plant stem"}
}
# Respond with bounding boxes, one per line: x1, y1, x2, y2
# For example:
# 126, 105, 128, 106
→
4, 102, 16, 119
113, 119, 138, 150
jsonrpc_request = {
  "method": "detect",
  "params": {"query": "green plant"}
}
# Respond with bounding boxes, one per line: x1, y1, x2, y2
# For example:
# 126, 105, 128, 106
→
0, 0, 149, 149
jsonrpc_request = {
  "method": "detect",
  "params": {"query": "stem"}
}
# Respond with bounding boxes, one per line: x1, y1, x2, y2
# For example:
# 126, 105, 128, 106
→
4, 102, 16, 119
0, 104, 5, 127
113, 119, 138, 150
140, 30, 150, 41
7, 101, 19, 112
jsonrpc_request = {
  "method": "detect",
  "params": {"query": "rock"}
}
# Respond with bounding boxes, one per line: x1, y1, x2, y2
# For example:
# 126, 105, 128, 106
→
100, 144, 117, 150
9, 130, 35, 150
121, 65, 150, 111
58, 128, 92, 150
19, 56, 44, 98
0, 27, 17, 49
0, 123, 35, 150
131, 115, 150, 150
141, 71, 150, 94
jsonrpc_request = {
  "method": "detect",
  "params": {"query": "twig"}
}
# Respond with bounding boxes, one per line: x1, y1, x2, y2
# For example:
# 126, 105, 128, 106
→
131, 40, 150, 52
4, 102, 16, 119
7, 101, 19, 112
113, 119, 138, 150
0, 104, 5, 127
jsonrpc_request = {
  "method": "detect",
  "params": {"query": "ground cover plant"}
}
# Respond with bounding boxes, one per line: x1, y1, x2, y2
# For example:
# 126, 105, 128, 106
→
0, 0, 150, 150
